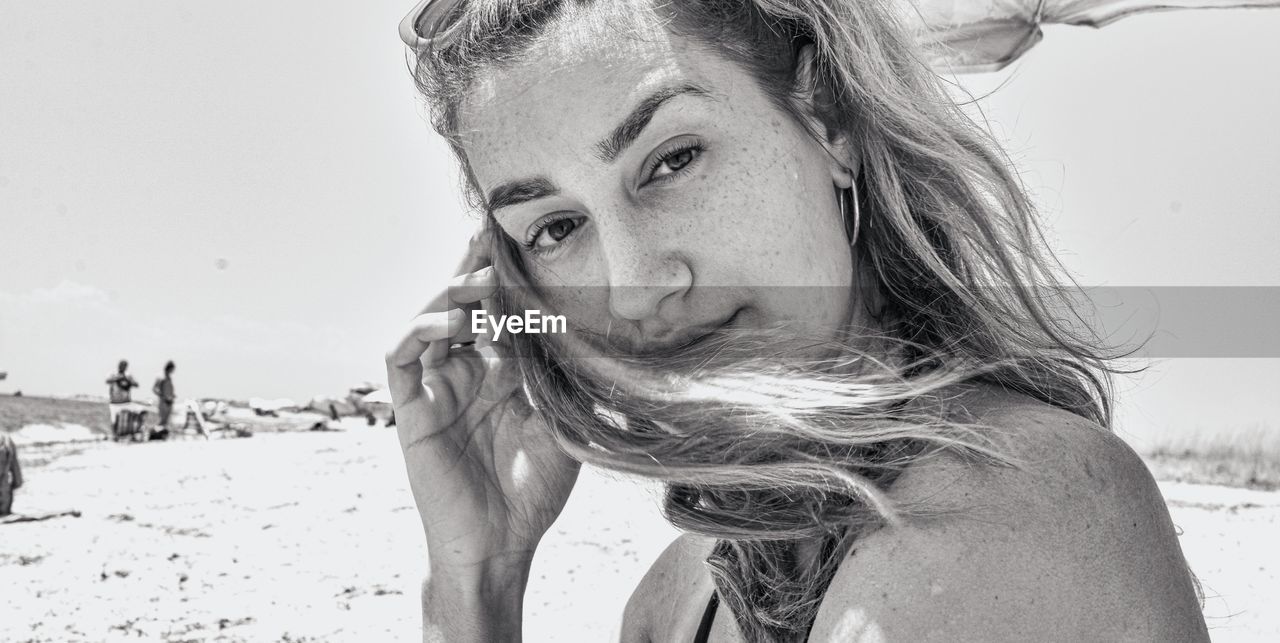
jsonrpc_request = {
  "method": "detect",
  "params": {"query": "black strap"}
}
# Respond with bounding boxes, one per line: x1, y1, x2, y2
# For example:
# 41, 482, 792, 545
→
693, 591, 719, 643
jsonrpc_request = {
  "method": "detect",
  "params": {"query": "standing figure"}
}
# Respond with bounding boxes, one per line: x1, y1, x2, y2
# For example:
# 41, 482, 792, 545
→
0, 432, 23, 517
151, 361, 177, 440
106, 360, 139, 438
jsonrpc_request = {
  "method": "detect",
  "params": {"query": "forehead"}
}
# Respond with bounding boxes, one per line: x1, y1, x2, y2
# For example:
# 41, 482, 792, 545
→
455, 3, 761, 188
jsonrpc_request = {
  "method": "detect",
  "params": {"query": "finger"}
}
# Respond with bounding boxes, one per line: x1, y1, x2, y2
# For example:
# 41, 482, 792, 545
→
423, 332, 451, 369
420, 230, 495, 316
418, 264, 497, 316
447, 266, 498, 311
385, 309, 465, 403
416, 267, 498, 361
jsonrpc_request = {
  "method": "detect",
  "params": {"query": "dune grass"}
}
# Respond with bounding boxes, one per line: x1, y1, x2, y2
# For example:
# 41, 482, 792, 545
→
0, 394, 331, 442
1139, 424, 1280, 491
0, 395, 111, 436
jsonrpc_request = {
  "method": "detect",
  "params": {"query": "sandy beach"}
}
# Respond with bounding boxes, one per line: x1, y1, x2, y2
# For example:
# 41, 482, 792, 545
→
2, 428, 1276, 642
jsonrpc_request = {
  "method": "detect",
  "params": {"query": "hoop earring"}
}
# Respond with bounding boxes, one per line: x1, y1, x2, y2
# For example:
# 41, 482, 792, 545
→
840, 183, 861, 247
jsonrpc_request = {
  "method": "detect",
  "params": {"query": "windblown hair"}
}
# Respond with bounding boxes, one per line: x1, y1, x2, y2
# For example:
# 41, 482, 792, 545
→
409, 0, 1134, 639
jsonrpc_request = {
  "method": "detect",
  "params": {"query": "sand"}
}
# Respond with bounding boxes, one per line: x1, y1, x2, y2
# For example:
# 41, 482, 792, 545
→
1, 429, 1275, 642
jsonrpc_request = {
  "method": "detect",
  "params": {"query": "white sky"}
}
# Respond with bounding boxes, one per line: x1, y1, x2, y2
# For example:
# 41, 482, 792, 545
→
2, 2, 1278, 444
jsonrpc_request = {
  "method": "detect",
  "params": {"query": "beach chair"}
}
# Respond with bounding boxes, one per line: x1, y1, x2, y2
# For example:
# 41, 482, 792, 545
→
111, 405, 150, 442
184, 404, 252, 440
170, 400, 213, 439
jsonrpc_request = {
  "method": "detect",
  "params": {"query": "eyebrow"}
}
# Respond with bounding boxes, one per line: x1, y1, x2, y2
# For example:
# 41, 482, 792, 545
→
484, 82, 712, 213
595, 83, 711, 163
487, 177, 559, 213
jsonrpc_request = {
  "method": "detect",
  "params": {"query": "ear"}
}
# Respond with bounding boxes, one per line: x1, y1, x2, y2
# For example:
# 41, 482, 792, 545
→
794, 44, 859, 189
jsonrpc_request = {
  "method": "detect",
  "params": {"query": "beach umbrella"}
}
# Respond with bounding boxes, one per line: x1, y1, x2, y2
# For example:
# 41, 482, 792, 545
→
911, 0, 1280, 72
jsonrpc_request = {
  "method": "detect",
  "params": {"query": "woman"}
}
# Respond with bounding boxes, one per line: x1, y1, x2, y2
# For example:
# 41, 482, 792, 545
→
386, 1, 1207, 640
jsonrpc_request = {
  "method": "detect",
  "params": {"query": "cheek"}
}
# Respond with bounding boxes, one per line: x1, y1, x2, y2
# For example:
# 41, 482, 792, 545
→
520, 258, 612, 328
545, 288, 617, 339
709, 138, 854, 331
710, 144, 853, 287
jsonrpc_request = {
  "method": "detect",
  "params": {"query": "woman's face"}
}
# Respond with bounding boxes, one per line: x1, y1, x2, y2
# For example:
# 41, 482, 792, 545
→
457, 5, 861, 355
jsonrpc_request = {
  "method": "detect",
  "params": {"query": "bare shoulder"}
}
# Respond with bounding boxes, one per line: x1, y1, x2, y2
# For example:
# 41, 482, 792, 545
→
620, 533, 716, 643
811, 385, 1208, 642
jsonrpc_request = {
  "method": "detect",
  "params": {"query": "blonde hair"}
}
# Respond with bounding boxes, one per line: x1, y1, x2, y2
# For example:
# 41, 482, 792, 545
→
411, 0, 1129, 639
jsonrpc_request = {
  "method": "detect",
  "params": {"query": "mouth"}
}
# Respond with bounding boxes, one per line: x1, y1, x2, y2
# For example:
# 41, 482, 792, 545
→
631, 309, 744, 358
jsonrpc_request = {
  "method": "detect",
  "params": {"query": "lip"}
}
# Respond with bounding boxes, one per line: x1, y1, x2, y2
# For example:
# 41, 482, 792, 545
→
631, 309, 742, 357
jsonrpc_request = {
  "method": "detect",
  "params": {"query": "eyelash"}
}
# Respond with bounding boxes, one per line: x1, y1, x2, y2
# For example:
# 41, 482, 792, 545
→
522, 215, 577, 254
644, 140, 705, 185
521, 139, 706, 255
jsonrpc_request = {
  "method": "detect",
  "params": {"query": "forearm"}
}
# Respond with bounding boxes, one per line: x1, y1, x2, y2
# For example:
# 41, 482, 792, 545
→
421, 559, 531, 643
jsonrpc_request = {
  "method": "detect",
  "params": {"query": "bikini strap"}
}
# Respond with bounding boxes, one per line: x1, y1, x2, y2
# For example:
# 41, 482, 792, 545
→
693, 590, 719, 643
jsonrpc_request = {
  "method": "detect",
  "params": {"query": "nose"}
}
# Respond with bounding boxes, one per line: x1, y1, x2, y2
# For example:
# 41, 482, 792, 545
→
602, 237, 693, 322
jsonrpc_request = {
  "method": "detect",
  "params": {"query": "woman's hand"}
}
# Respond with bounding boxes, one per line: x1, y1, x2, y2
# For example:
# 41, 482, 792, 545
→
385, 232, 581, 579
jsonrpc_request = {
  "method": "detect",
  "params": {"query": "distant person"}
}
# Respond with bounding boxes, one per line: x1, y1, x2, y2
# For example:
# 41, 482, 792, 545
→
107, 360, 138, 403
0, 432, 23, 517
106, 360, 139, 435
151, 361, 177, 440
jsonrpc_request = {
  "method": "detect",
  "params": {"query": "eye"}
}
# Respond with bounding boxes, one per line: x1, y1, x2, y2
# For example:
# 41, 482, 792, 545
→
524, 215, 582, 253
646, 139, 704, 184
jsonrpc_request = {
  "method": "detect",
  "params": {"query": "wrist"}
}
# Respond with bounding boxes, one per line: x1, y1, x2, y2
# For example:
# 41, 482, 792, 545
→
426, 552, 533, 601
421, 555, 533, 643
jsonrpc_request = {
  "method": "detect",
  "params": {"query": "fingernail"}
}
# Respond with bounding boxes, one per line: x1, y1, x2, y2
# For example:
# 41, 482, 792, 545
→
448, 308, 464, 322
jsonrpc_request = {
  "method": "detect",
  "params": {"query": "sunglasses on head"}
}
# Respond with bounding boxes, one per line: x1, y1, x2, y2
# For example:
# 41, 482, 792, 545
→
398, 0, 465, 50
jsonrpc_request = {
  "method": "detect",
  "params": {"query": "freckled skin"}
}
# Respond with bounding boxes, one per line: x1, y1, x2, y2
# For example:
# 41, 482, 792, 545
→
457, 4, 862, 347
440, 6, 1208, 642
